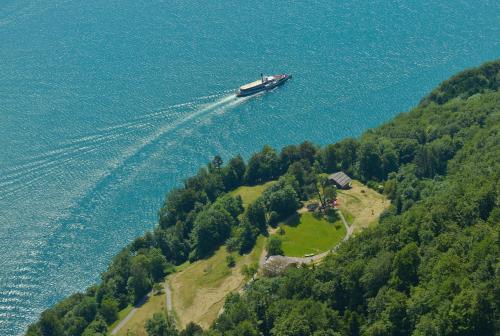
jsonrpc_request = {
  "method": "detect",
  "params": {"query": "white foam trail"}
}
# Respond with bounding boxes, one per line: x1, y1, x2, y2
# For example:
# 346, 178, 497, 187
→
1, 92, 230, 179
74, 94, 239, 192
0, 127, 143, 184
93, 92, 230, 134
114, 94, 238, 160
0, 93, 244, 201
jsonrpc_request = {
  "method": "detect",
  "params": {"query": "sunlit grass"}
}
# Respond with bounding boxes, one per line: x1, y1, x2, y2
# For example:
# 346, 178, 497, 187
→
278, 212, 346, 257
230, 180, 276, 208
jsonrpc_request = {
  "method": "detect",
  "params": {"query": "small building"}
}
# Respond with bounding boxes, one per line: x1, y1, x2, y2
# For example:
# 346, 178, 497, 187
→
328, 171, 352, 189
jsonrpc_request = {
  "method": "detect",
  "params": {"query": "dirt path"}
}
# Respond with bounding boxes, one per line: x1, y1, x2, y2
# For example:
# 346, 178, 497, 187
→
338, 210, 353, 239
164, 281, 173, 313
110, 295, 148, 335
111, 281, 174, 335
258, 243, 268, 268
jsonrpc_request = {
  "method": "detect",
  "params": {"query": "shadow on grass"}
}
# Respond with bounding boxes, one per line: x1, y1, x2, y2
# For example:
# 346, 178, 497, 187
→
134, 294, 150, 308
284, 213, 301, 227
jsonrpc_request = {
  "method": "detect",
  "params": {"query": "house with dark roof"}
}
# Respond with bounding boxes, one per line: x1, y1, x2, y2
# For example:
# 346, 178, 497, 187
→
328, 171, 352, 189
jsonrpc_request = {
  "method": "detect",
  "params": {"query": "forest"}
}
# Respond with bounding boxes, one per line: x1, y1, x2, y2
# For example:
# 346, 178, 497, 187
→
26, 60, 499, 336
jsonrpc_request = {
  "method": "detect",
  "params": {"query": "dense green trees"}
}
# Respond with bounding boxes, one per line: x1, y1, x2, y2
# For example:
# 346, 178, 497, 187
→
244, 145, 281, 184
39, 311, 64, 336
191, 205, 235, 259
316, 173, 337, 208
27, 60, 500, 336
422, 59, 500, 105
146, 312, 178, 336
210, 61, 500, 336
99, 297, 119, 324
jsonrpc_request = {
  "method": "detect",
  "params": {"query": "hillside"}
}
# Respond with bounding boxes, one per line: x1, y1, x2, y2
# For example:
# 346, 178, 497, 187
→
26, 60, 499, 336
212, 62, 500, 336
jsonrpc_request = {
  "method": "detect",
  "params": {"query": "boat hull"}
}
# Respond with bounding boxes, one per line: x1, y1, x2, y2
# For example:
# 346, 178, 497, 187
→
237, 74, 292, 97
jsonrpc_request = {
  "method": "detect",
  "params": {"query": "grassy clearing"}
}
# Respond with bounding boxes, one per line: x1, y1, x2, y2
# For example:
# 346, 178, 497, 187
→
277, 212, 346, 257
115, 290, 167, 336
337, 180, 389, 233
170, 236, 265, 329
113, 183, 271, 332
230, 180, 276, 208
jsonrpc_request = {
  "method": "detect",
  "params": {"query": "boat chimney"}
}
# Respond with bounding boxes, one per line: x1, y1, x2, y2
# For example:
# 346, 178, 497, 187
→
261, 73, 263, 83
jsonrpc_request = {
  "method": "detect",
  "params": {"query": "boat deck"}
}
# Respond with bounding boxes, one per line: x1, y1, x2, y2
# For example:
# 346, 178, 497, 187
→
240, 79, 263, 90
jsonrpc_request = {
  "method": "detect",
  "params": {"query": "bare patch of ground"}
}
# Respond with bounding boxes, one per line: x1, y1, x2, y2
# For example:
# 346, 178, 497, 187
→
337, 180, 389, 233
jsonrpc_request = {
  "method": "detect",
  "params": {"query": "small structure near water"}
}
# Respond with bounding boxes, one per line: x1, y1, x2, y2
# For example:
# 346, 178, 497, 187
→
328, 171, 352, 189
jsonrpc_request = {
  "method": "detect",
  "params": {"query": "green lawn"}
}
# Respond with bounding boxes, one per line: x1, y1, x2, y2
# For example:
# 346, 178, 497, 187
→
230, 180, 276, 208
277, 212, 346, 257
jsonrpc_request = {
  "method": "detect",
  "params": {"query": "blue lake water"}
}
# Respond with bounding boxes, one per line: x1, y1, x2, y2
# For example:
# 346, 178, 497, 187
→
0, 0, 499, 334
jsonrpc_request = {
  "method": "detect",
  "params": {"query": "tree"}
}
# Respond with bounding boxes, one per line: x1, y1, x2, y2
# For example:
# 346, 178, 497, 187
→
74, 296, 97, 322
316, 174, 336, 207
266, 185, 300, 223
39, 311, 63, 336
192, 207, 234, 258
279, 145, 300, 170
226, 255, 236, 268
324, 184, 337, 207
345, 311, 361, 336
127, 255, 152, 304
62, 314, 87, 336
381, 147, 399, 178
267, 237, 284, 256
391, 243, 420, 291
359, 141, 382, 181
146, 312, 179, 336
214, 195, 244, 220
298, 141, 317, 164
149, 248, 168, 282
244, 145, 280, 184
319, 144, 339, 173
81, 315, 108, 336
209, 155, 223, 173
246, 198, 267, 233
241, 263, 259, 279
271, 300, 337, 336
180, 322, 203, 336
447, 286, 493, 335
99, 297, 119, 324
230, 320, 259, 336
222, 155, 246, 190
336, 138, 359, 173
237, 219, 257, 254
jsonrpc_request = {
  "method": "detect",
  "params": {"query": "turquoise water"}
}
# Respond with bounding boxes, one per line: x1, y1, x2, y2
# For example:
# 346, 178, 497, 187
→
0, 0, 499, 334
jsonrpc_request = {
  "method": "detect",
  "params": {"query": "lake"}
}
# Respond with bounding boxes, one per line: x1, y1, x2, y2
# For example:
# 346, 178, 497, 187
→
0, 0, 499, 334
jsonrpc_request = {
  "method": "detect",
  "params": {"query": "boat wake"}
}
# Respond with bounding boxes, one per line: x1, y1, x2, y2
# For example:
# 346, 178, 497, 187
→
0, 89, 255, 333
0, 91, 248, 202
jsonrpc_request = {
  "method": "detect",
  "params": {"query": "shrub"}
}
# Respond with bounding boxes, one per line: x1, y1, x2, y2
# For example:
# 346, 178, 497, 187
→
226, 255, 236, 268
267, 237, 284, 256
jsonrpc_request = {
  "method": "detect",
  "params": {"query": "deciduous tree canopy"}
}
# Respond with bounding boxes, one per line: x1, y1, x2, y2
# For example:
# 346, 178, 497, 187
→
26, 60, 500, 336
